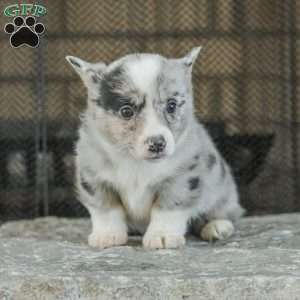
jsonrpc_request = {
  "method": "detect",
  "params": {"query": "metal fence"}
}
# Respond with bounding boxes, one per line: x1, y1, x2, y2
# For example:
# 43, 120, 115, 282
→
0, 0, 299, 221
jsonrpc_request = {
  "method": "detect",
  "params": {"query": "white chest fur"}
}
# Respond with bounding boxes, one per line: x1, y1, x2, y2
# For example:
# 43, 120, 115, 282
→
95, 156, 169, 222
114, 161, 171, 221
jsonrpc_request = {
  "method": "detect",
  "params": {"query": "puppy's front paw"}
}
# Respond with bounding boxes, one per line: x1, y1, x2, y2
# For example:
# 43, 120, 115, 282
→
143, 233, 185, 249
200, 219, 234, 241
88, 231, 128, 249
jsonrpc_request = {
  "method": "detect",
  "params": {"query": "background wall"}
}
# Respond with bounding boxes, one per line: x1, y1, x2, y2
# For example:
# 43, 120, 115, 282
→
0, 0, 299, 219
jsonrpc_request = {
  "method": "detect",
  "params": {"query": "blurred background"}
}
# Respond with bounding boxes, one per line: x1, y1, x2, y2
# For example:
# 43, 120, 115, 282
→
0, 0, 299, 221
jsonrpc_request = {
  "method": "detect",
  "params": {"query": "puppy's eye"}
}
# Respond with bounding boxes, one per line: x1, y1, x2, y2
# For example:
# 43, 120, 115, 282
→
120, 105, 134, 120
166, 99, 177, 114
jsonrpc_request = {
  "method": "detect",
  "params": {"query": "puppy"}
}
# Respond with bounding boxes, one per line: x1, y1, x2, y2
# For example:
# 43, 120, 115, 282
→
66, 47, 244, 249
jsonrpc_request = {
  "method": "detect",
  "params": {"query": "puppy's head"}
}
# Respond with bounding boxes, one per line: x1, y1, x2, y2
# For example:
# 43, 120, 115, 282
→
66, 47, 201, 161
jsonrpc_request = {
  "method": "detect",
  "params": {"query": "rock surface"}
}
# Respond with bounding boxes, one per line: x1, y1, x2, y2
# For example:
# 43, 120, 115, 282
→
0, 214, 300, 300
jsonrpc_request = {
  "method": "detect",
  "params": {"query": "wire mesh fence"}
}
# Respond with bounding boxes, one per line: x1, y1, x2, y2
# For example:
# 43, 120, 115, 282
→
0, 0, 299, 221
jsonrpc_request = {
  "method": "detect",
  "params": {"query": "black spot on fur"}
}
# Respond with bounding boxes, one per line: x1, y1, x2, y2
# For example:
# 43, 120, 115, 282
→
159, 195, 199, 210
188, 177, 200, 190
194, 154, 200, 160
189, 163, 197, 171
137, 95, 146, 113
86, 68, 100, 84
155, 176, 201, 210
91, 74, 99, 84
190, 213, 208, 235
69, 57, 81, 68
80, 174, 94, 196
99, 66, 146, 115
207, 153, 217, 170
99, 66, 129, 112
220, 159, 226, 179
178, 100, 186, 107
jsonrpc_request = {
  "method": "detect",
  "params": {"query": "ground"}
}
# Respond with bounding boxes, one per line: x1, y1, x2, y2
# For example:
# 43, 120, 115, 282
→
0, 214, 299, 300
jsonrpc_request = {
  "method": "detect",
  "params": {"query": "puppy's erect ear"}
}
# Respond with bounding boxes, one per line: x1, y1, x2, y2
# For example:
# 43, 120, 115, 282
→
181, 46, 202, 68
66, 56, 106, 90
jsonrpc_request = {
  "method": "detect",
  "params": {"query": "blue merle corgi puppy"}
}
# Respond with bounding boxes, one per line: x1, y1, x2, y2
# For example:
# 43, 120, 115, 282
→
66, 47, 244, 249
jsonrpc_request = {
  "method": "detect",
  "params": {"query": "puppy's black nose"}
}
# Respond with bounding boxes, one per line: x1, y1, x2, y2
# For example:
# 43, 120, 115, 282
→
147, 135, 166, 153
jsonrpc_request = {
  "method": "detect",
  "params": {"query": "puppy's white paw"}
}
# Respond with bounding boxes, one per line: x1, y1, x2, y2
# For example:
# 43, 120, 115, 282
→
88, 231, 128, 249
143, 233, 185, 249
200, 219, 234, 241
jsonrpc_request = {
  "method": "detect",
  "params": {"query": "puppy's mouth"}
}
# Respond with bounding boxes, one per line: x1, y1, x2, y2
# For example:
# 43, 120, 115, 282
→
145, 153, 167, 161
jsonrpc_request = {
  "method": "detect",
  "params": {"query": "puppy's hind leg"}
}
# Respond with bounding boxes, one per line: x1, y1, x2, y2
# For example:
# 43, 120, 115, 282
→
201, 200, 244, 241
191, 215, 235, 242
191, 204, 244, 242
200, 219, 234, 242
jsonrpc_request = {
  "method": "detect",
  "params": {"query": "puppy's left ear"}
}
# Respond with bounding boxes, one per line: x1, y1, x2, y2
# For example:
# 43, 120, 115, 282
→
66, 56, 106, 89
181, 46, 202, 68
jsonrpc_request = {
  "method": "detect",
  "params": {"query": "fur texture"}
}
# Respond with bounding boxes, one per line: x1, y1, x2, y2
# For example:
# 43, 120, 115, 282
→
66, 47, 244, 249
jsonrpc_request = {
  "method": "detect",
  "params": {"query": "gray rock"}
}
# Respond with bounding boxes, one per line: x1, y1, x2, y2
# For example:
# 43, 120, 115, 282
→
0, 214, 300, 300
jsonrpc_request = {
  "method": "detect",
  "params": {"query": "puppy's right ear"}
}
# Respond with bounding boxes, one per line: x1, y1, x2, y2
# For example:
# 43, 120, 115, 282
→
66, 56, 106, 90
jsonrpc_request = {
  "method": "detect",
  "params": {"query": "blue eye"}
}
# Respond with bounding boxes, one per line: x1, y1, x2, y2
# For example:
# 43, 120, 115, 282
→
120, 105, 134, 119
166, 99, 177, 114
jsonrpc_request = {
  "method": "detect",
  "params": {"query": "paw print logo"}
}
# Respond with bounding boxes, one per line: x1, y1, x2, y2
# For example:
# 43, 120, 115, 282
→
4, 16, 45, 48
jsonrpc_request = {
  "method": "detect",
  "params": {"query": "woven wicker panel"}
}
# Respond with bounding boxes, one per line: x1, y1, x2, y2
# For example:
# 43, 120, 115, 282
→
0, 0, 298, 220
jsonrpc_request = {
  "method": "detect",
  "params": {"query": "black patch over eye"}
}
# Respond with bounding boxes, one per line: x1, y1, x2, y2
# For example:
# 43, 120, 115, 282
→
166, 99, 177, 114
120, 105, 134, 120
